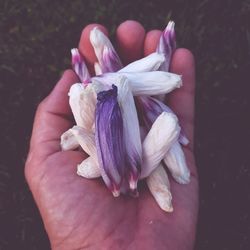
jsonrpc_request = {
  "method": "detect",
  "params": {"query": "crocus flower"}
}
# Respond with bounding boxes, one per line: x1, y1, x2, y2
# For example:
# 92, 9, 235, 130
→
163, 142, 190, 184
94, 71, 182, 96
156, 20, 176, 71
117, 77, 142, 190
90, 27, 123, 73
95, 85, 126, 197
140, 112, 180, 178
77, 157, 100, 179
68, 83, 97, 131
71, 48, 90, 83
119, 52, 165, 73
136, 95, 189, 145
136, 95, 190, 184
146, 164, 173, 212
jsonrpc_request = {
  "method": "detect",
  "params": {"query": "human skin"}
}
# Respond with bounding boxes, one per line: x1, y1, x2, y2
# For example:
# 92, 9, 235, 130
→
25, 20, 198, 250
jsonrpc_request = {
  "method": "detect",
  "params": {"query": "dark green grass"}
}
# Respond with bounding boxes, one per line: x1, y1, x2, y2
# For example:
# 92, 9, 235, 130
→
0, 0, 250, 249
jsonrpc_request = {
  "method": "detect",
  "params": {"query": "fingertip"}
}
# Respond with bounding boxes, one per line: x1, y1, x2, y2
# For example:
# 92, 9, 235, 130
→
144, 30, 162, 56
116, 20, 145, 64
78, 24, 108, 67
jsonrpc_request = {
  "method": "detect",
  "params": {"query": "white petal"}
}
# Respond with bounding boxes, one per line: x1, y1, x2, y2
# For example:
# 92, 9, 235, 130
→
156, 21, 176, 72
90, 27, 112, 64
117, 77, 142, 187
101, 71, 182, 96
68, 83, 97, 131
94, 62, 103, 75
77, 157, 101, 178
70, 126, 113, 188
146, 164, 173, 212
140, 112, 180, 179
60, 129, 79, 151
69, 126, 98, 163
163, 142, 190, 184
90, 27, 122, 72
119, 53, 165, 73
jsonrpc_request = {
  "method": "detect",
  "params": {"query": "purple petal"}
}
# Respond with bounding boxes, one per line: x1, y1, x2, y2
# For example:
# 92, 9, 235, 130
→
71, 48, 90, 84
102, 46, 123, 73
95, 85, 125, 196
136, 96, 188, 145
136, 96, 172, 130
156, 21, 176, 71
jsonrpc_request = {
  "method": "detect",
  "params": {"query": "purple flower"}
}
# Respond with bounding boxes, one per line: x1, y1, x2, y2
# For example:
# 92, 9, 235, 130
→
71, 48, 90, 84
136, 96, 189, 145
90, 28, 123, 74
156, 21, 176, 71
95, 85, 126, 196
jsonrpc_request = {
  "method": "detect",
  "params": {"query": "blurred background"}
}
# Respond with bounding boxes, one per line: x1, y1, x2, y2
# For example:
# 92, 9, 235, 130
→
0, 0, 250, 249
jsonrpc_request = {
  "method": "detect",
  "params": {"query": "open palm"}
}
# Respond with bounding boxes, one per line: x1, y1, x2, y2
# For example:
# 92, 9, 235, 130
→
25, 21, 198, 250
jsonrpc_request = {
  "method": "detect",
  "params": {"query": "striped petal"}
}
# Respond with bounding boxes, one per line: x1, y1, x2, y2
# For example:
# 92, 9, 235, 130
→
90, 27, 123, 73
156, 21, 176, 71
95, 85, 125, 196
117, 77, 142, 191
136, 96, 189, 145
71, 48, 90, 83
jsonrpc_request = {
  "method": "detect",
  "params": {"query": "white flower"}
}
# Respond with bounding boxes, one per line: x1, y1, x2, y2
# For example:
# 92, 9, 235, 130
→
117, 77, 142, 190
140, 112, 180, 179
163, 142, 190, 184
94, 71, 182, 96
90, 27, 123, 73
77, 157, 100, 179
146, 164, 173, 212
119, 52, 165, 73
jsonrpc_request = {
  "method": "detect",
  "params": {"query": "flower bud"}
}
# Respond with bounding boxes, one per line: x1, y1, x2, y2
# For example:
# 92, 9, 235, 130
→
71, 48, 90, 83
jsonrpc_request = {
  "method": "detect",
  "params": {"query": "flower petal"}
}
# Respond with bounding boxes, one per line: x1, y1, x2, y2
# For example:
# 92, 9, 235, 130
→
163, 142, 190, 184
140, 112, 180, 179
71, 48, 90, 83
94, 62, 103, 75
77, 157, 101, 179
90, 27, 123, 73
95, 85, 125, 196
136, 96, 188, 145
68, 83, 97, 131
119, 52, 165, 73
117, 77, 142, 190
98, 71, 182, 96
156, 21, 176, 71
69, 126, 97, 160
102, 45, 123, 72
146, 164, 173, 212
60, 128, 79, 151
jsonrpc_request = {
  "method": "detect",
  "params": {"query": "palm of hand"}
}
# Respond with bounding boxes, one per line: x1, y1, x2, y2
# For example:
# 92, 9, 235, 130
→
25, 22, 198, 250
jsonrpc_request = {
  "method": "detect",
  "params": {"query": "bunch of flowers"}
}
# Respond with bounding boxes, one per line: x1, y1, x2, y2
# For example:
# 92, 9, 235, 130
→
61, 21, 190, 212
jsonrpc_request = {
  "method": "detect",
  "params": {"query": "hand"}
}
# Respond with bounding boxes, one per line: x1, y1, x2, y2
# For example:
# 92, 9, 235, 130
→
25, 21, 198, 250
